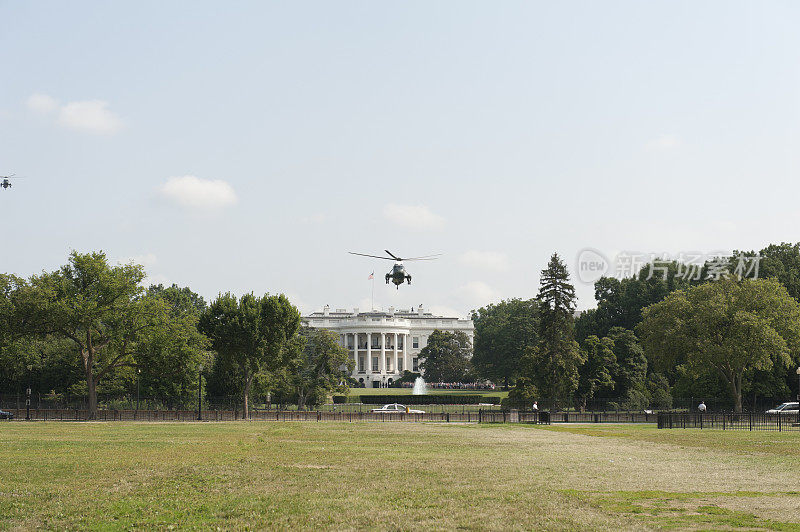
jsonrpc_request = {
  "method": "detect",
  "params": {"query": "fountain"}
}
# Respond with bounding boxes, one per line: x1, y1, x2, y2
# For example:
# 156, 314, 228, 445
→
412, 376, 427, 395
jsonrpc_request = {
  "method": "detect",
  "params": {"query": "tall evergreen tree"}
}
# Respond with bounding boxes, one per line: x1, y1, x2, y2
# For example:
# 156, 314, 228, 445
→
527, 253, 583, 407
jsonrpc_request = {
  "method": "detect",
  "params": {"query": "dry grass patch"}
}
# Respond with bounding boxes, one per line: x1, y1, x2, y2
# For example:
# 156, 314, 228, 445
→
1, 422, 799, 530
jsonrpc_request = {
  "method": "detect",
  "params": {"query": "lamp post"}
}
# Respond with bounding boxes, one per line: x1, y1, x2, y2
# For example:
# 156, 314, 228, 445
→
26, 364, 33, 421
197, 364, 203, 421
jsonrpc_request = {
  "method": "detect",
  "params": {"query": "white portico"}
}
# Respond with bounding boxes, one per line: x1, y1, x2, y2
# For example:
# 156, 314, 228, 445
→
302, 304, 474, 388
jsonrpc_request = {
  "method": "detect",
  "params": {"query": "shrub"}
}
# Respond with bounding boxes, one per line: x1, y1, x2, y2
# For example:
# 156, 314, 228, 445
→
621, 388, 650, 411
502, 377, 538, 410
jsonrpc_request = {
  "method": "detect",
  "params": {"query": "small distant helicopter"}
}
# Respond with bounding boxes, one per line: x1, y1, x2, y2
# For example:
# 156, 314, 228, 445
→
1, 175, 21, 190
349, 250, 441, 288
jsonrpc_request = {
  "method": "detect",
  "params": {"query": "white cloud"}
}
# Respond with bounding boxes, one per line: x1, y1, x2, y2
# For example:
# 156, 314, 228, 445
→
157, 175, 238, 210
58, 100, 122, 134
459, 250, 510, 272
383, 204, 445, 230
27, 93, 58, 114
645, 134, 682, 152
457, 281, 501, 306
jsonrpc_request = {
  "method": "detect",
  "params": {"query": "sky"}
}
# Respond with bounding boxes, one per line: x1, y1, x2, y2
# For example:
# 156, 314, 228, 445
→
1, 1, 799, 317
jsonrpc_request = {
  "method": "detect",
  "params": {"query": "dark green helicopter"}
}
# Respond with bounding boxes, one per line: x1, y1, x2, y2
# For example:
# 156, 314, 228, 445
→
349, 250, 441, 289
1, 175, 21, 190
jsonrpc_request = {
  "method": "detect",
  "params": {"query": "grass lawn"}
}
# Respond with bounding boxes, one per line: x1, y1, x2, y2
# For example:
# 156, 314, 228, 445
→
1, 422, 799, 530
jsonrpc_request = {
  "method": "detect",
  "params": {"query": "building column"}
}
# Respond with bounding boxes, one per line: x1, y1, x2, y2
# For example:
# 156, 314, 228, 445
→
380, 333, 386, 376
367, 333, 372, 374
393, 332, 399, 374
351, 333, 358, 374
403, 333, 408, 372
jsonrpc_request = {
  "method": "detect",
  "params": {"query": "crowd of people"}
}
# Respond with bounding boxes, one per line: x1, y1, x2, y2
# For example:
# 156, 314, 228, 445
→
399, 381, 496, 390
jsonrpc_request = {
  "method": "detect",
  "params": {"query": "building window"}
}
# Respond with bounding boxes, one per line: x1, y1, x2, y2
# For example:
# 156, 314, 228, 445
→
372, 356, 378, 372
398, 358, 403, 372
386, 356, 392, 372
412, 337, 419, 349
412, 357, 419, 372
359, 357, 365, 373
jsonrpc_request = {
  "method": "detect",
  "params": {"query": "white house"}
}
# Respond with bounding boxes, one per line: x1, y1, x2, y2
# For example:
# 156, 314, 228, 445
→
302, 304, 475, 388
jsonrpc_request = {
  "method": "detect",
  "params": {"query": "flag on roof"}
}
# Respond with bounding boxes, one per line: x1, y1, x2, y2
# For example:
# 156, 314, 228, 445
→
368, 271, 374, 280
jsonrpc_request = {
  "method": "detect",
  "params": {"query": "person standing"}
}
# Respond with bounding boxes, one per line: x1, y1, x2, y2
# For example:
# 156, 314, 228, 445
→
532, 401, 539, 412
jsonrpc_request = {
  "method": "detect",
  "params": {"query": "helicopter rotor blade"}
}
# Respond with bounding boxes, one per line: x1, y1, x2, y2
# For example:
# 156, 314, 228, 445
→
349, 252, 396, 261
402, 254, 443, 261
384, 250, 401, 260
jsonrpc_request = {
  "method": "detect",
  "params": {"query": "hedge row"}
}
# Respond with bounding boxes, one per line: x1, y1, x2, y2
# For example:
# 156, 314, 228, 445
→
332, 394, 501, 405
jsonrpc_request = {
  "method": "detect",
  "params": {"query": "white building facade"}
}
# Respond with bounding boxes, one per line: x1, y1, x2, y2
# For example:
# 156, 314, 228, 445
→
302, 304, 475, 388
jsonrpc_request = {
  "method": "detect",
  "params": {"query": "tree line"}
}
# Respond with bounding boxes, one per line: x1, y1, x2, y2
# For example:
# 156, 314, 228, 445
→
473, 243, 800, 412
0, 251, 352, 419
4, 243, 800, 415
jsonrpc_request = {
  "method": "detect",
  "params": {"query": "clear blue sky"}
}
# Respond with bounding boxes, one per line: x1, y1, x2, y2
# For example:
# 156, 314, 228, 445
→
2, 1, 799, 315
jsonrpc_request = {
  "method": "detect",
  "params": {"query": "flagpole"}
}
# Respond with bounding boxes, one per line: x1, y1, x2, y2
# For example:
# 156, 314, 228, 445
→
371, 274, 374, 310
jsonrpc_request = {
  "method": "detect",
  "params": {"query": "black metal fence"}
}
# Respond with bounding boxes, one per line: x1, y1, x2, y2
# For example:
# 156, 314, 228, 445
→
0, 408, 551, 424
4, 391, 794, 414
658, 412, 800, 431
551, 411, 657, 423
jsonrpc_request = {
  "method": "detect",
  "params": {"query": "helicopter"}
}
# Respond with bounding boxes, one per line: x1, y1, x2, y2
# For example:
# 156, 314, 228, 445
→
348, 250, 441, 288
1, 175, 21, 190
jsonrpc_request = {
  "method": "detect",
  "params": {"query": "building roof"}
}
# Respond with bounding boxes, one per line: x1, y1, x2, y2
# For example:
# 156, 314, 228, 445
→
304, 304, 465, 320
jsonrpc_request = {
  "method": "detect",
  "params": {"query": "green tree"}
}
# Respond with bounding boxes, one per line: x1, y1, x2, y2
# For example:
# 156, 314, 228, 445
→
646, 373, 673, 410
471, 298, 539, 387
147, 283, 207, 315
137, 284, 209, 403
527, 253, 583, 405
287, 328, 354, 409
586, 263, 693, 339
418, 330, 473, 383
0, 274, 26, 348
199, 292, 300, 418
606, 327, 648, 401
502, 377, 539, 410
638, 278, 800, 412
0, 335, 82, 399
0, 252, 204, 418
575, 335, 616, 411
757, 243, 800, 300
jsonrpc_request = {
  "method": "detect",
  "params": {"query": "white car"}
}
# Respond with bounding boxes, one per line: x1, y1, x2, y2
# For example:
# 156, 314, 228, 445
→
766, 402, 799, 414
371, 403, 425, 414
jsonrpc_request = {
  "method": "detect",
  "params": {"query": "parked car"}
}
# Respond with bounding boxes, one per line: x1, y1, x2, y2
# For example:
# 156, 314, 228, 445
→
0, 409, 14, 420
766, 402, 799, 414
371, 403, 425, 414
